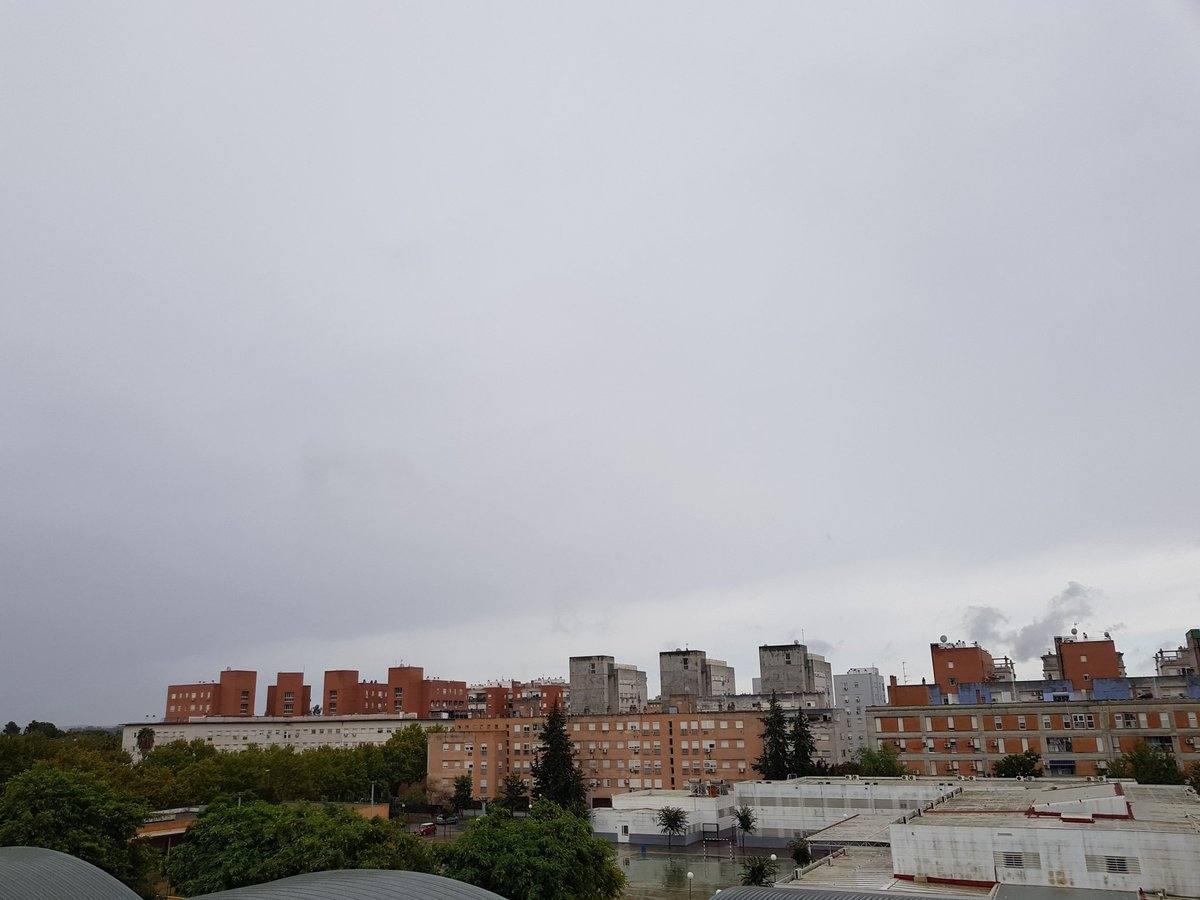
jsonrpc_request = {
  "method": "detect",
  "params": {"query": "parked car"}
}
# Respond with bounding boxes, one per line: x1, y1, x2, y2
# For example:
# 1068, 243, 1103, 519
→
418, 822, 437, 836
434, 813, 460, 826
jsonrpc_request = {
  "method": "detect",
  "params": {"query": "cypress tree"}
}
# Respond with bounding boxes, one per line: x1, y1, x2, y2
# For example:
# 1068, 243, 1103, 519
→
530, 702, 588, 816
787, 709, 816, 777
752, 693, 790, 780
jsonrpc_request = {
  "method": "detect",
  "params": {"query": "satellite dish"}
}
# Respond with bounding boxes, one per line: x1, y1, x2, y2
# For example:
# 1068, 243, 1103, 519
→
940, 635, 948, 643
1070, 627, 1078, 636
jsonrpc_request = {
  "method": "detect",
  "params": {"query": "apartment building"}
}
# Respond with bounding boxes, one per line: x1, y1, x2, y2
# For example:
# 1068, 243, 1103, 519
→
122, 713, 438, 760
164, 669, 256, 722
428, 712, 777, 804
322, 666, 468, 719
568, 656, 648, 715
834, 667, 886, 754
875, 699, 1200, 777
758, 642, 833, 701
1155, 628, 1200, 677
427, 708, 848, 804
1041, 630, 1125, 688
659, 649, 736, 699
264, 672, 311, 718
466, 679, 569, 718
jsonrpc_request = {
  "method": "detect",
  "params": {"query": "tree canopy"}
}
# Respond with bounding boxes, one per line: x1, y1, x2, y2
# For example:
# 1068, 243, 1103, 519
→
0, 764, 153, 896
857, 741, 908, 776
787, 711, 817, 777
655, 806, 687, 850
993, 750, 1042, 778
440, 801, 624, 899
530, 704, 587, 816
163, 799, 436, 896
753, 693, 790, 780
1106, 740, 1184, 784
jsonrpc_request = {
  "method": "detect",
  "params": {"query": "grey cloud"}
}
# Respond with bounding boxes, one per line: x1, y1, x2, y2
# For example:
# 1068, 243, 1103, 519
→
2, 2, 1199, 723
961, 582, 1099, 662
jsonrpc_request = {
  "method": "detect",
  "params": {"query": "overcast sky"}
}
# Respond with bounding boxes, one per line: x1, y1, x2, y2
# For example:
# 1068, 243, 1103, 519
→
3, 3, 1199, 726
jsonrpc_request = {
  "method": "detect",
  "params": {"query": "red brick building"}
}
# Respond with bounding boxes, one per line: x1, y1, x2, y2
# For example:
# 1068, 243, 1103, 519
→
321, 666, 467, 718
265, 672, 311, 717
164, 669, 256, 722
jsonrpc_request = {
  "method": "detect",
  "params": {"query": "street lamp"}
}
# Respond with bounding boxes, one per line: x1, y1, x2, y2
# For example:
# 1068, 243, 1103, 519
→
686, 871, 693, 898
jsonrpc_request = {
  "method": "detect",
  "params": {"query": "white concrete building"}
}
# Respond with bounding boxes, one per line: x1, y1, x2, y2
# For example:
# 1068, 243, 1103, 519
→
889, 781, 1200, 896
121, 714, 439, 760
592, 777, 957, 848
834, 666, 887, 756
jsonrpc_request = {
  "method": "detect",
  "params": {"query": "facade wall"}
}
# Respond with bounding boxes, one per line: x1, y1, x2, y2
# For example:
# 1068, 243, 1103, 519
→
265, 673, 310, 717
322, 670, 360, 716
122, 714, 431, 759
758, 642, 832, 699
890, 822, 1200, 896
660, 650, 708, 698
165, 670, 257, 722
872, 699, 1200, 777
835, 667, 887, 754
569, 656, 616, 716
1054, 637, 1124, 691
427, 712, 769, 803
931, 644, 995, 694
707, 660, 736, 696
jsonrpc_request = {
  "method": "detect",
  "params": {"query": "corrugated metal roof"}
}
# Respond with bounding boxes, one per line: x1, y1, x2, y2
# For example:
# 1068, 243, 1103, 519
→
0, 846, 140, 900
191, 869, 505, 899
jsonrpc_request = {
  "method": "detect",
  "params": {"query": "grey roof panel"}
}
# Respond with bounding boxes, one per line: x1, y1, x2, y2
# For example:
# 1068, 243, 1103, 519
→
0, 846, 141, 900
190, 869, 505, 899
710, 889, 980, 900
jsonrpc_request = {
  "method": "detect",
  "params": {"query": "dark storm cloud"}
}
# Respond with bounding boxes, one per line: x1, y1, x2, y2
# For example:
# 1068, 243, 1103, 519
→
2, 2, 1200, 722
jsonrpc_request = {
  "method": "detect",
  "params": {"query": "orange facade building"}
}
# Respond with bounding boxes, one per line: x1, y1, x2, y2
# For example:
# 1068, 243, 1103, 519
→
164, 669, 256, 722
428, 712, 768, 805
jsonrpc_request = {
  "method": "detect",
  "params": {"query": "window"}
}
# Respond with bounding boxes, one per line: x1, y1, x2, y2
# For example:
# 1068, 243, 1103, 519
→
1017, 716, 1027, 730
1079, 655, 1088, 663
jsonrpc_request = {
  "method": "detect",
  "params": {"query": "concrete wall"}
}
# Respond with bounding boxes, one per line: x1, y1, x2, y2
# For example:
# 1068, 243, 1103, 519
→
660, 650, 708, 698
569, 656, 615, 715
890, 822, 1200, 896
708, 660, 736, 696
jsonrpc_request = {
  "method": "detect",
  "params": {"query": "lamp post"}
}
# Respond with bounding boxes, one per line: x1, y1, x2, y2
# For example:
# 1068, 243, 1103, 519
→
686, 871, 693, 898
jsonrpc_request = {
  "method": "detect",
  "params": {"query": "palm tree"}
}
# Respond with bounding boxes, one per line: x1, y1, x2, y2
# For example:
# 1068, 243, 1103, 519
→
741, 855, 778, 886
656, 805, 688, 851
733, 805, 756, 853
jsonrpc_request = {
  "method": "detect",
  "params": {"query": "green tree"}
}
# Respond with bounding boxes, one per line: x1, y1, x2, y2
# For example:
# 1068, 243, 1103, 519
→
164, 800, 435, 896
787, 710, 816, 777
740, 855, 778, 886
1106, 740, 1183, 784
2, 722, 18, 736
135, 727, 155, 756
1185, 761, 1200, 795
656, 806, 687, 851
858, 742, 908, 776
453, 774, 474, 812
498, 773, 528, 811
0, 764, 153, 895
530, 703, 588, 816
733, 805, 756, 852
753, 694, 790, 780
790, 838, 812, 865
23, 721, 61, 738
993, 750, 1042, 778
441, 800, 624, 899
380, 724, 429, 791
